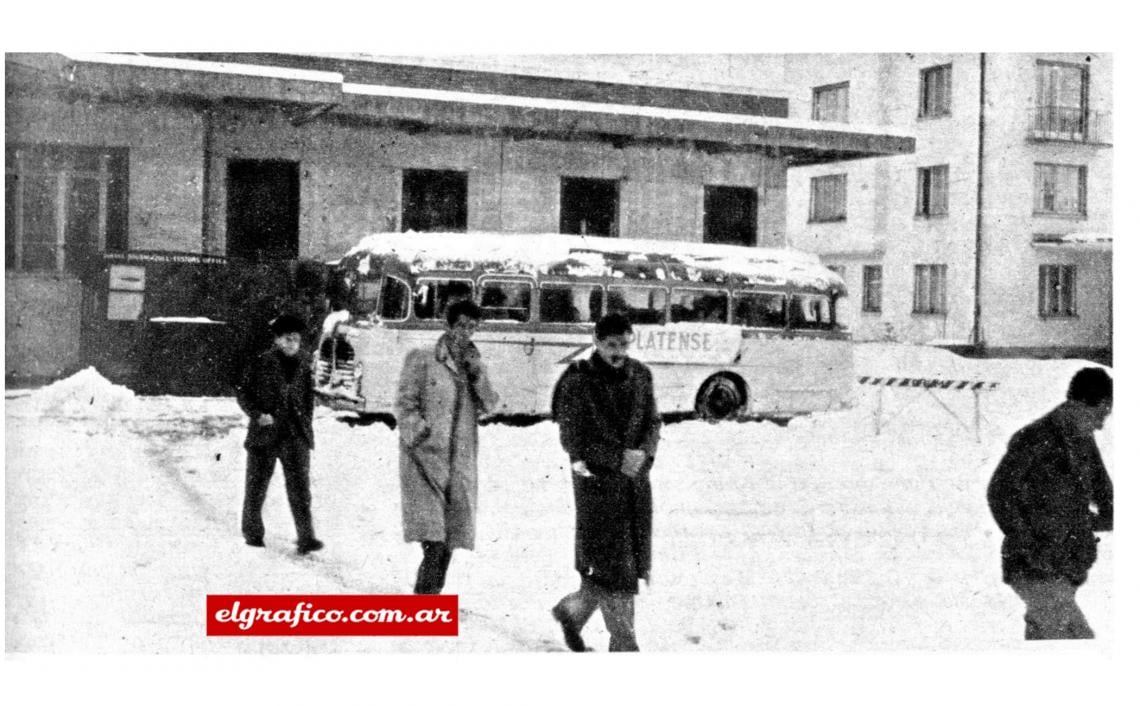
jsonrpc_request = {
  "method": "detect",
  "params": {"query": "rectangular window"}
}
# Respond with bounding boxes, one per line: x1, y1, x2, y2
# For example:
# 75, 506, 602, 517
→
402, 169, 468, 232
913, 264, 948, 314
915, 165, 950, 217
703, 186, 757, 246
812, 82, 850, 123
412, 279, 474, 320
809, 174, 847, 223
539, 283, 603, 324
1038, 264, 1077, 317
919, 64, 952, 118
789, 293, 834, 330
478, 280, 533, 323
5, 144, 129, 273
1034, 163, 1087, 216
732, 291, 786, 328
670, 289, 729, 324
1035, 61, 1088, 137
606, 285, 667, 325
862, 265, 883, 313
560, 177, 619, 237
227, 159, 300, 259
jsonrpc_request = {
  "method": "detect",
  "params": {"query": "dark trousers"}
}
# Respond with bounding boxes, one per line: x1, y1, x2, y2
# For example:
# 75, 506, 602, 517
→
414, 541, 453, 594
554, 575, 638, 652
1009, 578, 1095, 640
242, 440, 315, 544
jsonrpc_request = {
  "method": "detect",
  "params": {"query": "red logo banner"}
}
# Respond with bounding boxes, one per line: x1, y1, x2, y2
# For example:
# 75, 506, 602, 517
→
206, 594, 459, 636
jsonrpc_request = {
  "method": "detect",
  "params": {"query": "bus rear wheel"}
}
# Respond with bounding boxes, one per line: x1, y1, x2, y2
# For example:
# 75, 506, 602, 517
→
696, 374, 745, 421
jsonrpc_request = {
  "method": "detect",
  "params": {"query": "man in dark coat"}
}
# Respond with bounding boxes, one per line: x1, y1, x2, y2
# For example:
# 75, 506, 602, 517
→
236, 314, 323, 555
551, 313, 661, 652
987, 367, 1113, 639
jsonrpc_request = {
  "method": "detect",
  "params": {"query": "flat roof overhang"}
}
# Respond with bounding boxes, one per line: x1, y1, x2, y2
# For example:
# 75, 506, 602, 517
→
30, 53, 344, 106
338, 84, 915, 164
14, 53, 915, 164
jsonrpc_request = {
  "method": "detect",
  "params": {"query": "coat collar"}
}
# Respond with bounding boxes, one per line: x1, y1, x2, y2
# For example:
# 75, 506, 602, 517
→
586, 351, 630, 381
434, 334, 463, 376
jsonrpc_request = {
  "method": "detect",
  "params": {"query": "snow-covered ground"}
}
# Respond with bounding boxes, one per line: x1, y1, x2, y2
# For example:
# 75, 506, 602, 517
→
3, 343, 1128, 701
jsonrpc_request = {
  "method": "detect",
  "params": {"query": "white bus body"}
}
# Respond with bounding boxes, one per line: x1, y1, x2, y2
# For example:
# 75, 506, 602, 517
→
315, 232, 852, 422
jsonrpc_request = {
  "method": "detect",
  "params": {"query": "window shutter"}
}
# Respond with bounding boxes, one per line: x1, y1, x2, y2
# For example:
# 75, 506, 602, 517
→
1078, 166, 1087, 215
935, 166, 949, 214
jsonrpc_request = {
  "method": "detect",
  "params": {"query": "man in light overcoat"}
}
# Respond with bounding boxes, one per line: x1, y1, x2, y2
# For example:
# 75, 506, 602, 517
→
395, 300, 499, 594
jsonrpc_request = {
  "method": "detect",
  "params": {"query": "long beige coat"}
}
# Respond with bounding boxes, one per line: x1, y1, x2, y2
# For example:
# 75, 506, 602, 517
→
395, 336, 498, 550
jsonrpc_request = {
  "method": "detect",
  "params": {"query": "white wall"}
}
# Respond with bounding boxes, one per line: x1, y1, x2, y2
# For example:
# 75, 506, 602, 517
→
783, 52, 1112, 353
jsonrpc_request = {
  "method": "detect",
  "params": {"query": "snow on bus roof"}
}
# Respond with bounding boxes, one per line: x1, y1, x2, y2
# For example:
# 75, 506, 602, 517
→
342, 232, 846, 294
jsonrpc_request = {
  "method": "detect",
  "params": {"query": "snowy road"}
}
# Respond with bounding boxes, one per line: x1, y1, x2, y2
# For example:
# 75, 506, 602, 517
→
4, 344, 1114, 653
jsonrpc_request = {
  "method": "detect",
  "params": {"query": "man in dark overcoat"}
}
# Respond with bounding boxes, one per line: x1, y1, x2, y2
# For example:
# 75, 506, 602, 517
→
551, 313, 661, 652
236, 314, 323, 555
987, 367, 1113, 639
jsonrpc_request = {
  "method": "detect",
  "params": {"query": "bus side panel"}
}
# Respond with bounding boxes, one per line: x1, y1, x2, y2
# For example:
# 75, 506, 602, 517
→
471, 328, 546, 416
355, 327, 418, 415
357, 325, 547, 417
735, 336, 854, 415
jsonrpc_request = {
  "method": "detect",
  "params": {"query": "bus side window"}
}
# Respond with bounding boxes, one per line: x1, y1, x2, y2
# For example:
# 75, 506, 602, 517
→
671, 289, 728, 323
733, 292, 786, 328
539, 283, 602, 323
413, 280, 474, 320
479, 280, 533, 323
608, 286, 667, 325
789, 294, 833, 330
380, 276, 410, 320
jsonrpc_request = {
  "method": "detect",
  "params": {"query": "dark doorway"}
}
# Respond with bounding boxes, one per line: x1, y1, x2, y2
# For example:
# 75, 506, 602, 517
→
704, 186, 757, 247
560, 177, 619, 237
226, 159, 300, 260
402, 169, 468, 232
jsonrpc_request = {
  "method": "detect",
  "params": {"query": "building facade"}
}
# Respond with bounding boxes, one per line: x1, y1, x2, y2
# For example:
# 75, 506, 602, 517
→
783, 53, 1112, 361
5, 53, 912, 383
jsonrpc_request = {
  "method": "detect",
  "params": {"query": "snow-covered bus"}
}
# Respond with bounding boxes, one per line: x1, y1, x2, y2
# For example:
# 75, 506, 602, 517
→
314, 232, 852, 422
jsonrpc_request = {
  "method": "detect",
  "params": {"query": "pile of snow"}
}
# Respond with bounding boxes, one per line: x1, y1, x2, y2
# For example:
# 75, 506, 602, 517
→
29, 366, 138, 418
343, 231, 845, 294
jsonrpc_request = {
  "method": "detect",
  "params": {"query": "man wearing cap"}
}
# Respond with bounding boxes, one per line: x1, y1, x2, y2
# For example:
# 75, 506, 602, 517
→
236, 313, 323, 555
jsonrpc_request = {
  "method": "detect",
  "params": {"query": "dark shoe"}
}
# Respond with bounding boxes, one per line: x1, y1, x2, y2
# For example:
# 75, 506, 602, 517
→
552, 606, 586, 652
245, 537, 265, 548
296, 538, 324, 555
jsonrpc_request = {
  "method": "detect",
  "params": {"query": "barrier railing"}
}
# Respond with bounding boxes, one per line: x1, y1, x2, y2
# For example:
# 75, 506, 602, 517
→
858, 375, 1000, 442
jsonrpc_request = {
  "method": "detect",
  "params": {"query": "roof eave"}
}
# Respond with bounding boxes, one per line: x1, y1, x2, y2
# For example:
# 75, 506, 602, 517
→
337, 92, 914, 159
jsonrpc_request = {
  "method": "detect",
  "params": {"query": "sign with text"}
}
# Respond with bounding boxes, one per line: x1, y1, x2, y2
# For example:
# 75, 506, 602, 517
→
206, 594, 459, 637
631, 323, 742, 365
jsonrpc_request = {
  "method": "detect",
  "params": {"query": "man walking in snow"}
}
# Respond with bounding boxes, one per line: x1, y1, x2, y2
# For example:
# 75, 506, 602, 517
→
236, 314, 323, 555
395, 300, 499, 594
551, 313, 661, 652
987, 367, 1113, 640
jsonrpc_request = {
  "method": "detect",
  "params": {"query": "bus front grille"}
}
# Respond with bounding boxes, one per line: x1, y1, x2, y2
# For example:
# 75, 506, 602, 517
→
316, 338, 357, 392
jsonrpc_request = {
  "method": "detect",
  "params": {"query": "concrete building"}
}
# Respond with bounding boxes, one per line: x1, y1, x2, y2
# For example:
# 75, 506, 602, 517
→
782, 53, 1112, 362
5, 52, 912, 384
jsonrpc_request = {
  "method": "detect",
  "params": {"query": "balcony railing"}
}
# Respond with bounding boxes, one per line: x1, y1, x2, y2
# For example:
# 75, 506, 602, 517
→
1028, 106, 1110, 145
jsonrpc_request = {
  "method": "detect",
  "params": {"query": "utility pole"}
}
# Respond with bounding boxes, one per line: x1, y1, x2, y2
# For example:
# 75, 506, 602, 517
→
972, 53, 987, 351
